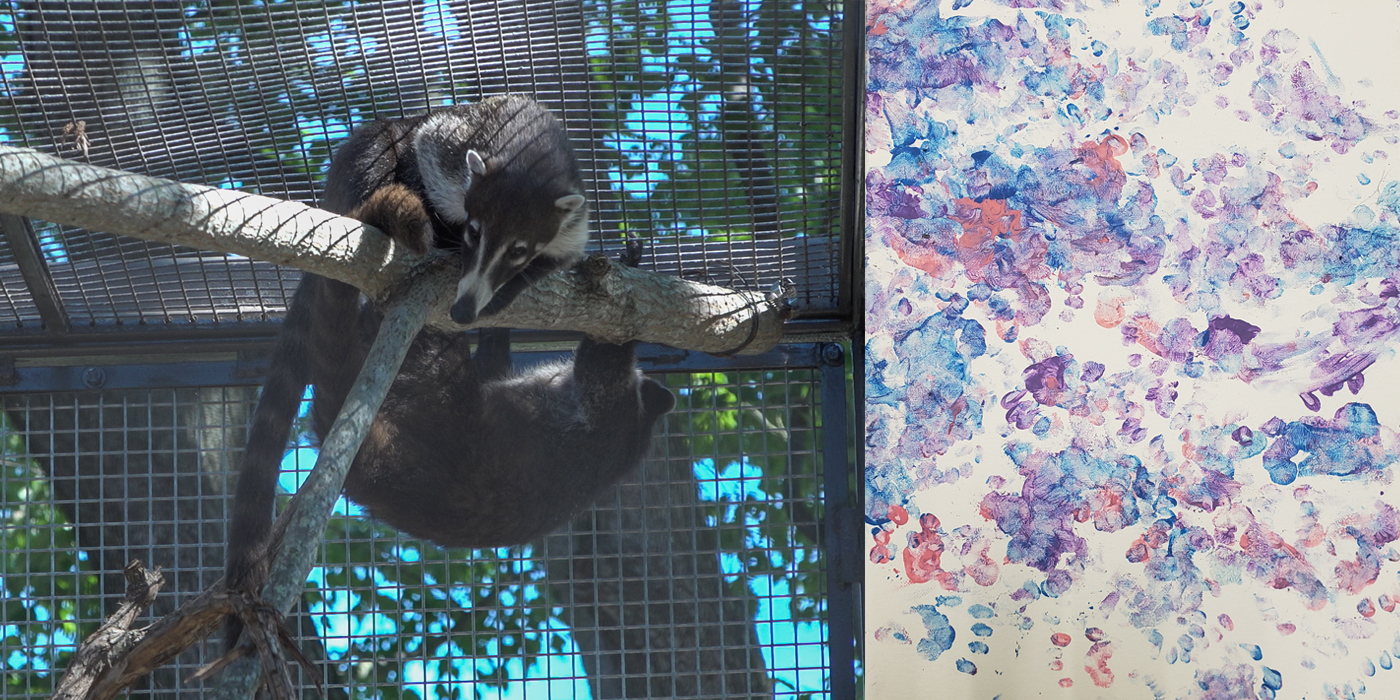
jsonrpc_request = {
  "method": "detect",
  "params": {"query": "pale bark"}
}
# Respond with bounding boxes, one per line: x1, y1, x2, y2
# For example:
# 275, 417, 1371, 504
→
0, 144, 788, 354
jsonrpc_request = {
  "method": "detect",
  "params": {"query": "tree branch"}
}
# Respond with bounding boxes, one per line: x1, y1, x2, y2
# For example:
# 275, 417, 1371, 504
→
0, 145, 789, 354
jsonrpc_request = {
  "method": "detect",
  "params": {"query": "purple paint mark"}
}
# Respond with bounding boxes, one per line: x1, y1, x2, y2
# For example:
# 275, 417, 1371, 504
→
981, 442, 1158, 589
1195, 664, 1260, 700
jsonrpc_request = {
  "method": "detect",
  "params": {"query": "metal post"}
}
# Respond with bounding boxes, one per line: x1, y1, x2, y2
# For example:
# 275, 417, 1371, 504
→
820, 342, 858, 700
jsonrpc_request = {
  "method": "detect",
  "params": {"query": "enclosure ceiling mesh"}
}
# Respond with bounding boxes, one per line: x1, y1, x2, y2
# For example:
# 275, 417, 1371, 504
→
0, 368, 832, 698
0, 0, 846, 334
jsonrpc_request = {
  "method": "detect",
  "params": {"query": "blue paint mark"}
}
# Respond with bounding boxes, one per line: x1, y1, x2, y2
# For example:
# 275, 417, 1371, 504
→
912, 605, 956, 661
1240, 643, 1262, 661
1381, 651, 1393, 670
972, 623, 993, 637
968, 604, 995, 619
1260, 404, 1389, 485
956, 658, 978, 675
937, 595, 964, 607
969, 641, 989, 654
1364, 658, 1376, 677
1262, 665, 1283, 691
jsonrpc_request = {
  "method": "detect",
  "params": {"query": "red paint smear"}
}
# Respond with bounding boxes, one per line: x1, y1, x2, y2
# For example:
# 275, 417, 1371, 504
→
869, 19, 887, 35
1084, 641, 1114, 688
1380, 594, 1396, 613
1277, 623, 1296, 635
1049, 659, 1063, 671
1050, 632, 1072, 647
1059, 678, 1074, 688
1218, 614, 1234, 631
901, 513, 957, 588
888, 505, 909, 526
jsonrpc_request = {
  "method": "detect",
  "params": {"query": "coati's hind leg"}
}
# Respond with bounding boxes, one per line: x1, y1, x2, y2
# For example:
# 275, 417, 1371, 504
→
309, 184, 436, 438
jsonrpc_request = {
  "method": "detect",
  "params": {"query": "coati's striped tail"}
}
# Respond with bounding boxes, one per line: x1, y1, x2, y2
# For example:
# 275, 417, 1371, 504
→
223, 274, 359, 649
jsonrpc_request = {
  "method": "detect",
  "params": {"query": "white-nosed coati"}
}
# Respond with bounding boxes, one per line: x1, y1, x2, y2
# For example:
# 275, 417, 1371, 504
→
224, 95, 675, 648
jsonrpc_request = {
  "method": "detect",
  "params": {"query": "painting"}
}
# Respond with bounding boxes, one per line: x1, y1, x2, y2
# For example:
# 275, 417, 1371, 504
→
863, 1, 1400, 697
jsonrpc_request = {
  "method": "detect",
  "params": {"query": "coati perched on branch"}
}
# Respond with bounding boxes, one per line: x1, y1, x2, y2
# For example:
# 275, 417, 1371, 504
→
224, 95, 675, 648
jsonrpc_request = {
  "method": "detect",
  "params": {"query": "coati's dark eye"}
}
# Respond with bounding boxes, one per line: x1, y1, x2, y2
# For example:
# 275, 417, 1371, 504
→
466, 219, 483, 242
508, 242, 530, 261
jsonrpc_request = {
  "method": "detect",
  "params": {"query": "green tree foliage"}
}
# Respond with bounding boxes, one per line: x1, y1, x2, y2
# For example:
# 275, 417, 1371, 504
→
0, 418, 102, 696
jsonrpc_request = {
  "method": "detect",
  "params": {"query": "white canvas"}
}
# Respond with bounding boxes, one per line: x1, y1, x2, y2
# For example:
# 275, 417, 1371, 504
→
864, 1, 1400, 697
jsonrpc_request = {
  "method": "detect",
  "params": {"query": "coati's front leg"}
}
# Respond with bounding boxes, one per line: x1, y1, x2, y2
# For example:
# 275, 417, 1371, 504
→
474, 328, 513, 382
573, 236, 675, 426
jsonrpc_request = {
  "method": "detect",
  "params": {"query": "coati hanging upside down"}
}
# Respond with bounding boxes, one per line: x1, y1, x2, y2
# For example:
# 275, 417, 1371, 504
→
224, 95, 675, 648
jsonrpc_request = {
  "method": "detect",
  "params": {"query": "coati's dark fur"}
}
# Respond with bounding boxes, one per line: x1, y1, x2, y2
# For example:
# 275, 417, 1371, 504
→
224, 95, 674, 649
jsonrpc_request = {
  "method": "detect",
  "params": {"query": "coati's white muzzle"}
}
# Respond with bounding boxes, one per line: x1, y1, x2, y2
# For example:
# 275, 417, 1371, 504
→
450, 271, 496, 324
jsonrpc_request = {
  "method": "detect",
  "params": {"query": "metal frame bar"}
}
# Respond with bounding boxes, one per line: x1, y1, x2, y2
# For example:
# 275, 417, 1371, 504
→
820, 343, 858, 700
0, 342, 841, 393
0, 214, 69, 334
835, 0, 865, 326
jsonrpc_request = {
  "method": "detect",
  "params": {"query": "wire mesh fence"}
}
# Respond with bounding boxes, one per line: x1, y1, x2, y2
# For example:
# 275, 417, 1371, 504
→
0, 0, 849, 333
0, 361, 839, 699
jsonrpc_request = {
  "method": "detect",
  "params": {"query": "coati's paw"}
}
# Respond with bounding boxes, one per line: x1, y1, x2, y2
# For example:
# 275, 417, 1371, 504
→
619, 233, 645, 269
351, 183, 433, 255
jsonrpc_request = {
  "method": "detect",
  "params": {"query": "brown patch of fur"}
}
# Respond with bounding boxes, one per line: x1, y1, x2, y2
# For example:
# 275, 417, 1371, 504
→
350, 183, 432, 254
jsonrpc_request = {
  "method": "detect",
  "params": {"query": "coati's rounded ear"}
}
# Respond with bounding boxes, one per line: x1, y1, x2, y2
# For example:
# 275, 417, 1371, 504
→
467, 150, 488, 177
640, 379, 676, 416
555, 193, 586, 212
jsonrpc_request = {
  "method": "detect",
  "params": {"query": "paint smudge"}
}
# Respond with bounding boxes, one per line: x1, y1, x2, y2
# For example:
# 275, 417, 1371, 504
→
912, 604, 956, 661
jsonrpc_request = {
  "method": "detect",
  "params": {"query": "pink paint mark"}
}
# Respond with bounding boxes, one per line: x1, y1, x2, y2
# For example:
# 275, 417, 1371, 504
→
870, 528, 894, 564
888, 505, 909, 526
1085, 641, 1115, 688
1277, 623, 1296, 635
1380, 594, 1396, 613
1358, 598, 1377, 618
902, 513, 958, 588
1049, 659, 1063, 671
1218, 613, 1234, 631
1051, 632, 1072, 647
1059, 678, 1074, 688
965, 546, 1001, 586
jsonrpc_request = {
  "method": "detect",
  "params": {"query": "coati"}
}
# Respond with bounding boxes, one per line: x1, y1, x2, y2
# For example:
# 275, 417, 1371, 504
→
224, 95, 675, 648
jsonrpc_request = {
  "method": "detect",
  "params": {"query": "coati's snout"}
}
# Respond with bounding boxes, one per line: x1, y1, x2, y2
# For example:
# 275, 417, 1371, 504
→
450, 264, 492, 324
